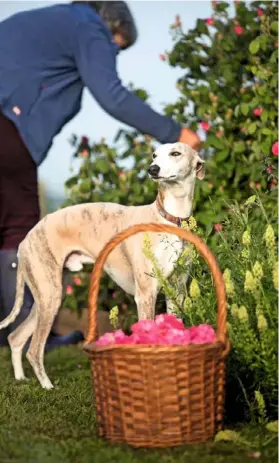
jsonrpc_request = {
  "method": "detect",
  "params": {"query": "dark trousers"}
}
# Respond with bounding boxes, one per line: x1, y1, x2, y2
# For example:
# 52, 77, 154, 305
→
0, 113, 39, 344
0, 112, 40, 249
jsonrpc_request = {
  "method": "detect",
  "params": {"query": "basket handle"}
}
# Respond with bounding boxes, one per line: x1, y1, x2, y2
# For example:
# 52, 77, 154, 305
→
85, 223, 227, 346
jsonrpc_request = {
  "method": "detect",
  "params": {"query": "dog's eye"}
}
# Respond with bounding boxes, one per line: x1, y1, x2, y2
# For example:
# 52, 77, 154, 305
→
170, 151, 181, 157
152, 154, 157, 160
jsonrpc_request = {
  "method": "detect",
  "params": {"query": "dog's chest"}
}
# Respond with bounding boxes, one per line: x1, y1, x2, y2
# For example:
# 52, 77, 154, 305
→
154, 234, 183, 278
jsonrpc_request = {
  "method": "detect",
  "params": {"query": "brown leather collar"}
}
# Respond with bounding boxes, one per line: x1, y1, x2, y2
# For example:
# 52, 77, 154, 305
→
156, 193, 190, 227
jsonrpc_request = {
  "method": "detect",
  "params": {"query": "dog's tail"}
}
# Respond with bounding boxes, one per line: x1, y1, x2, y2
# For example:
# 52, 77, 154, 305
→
0, 260, 25, 330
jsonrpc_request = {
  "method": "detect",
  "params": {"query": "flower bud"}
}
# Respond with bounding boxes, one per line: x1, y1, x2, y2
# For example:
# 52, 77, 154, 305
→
189, 278, 201, 299
244, 271, 257, 293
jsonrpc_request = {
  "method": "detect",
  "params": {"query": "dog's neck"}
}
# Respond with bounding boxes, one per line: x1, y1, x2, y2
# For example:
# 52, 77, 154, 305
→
156, 179, 195, 225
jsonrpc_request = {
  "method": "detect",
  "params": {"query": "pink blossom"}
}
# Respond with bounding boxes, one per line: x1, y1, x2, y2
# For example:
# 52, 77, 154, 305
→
95, 314, 217, 347
266, 165, 273, 174
132, 319, 158, 334
66, 285, 73, 295
200, 121, 210, 132
205, 17, 214, 26
216, 130, 223, 137
253, 108, 264, 117
189, 324, 216, 344
208, 182, 214, 188
112, 292, 117, 299
234, 25, 244, 36
80, 149, 89, 158
175, 15, 181, 27
257, 8, 264, 17
159, 54, 167, 61
214, 223, 223, 232
272, 141, 278, 156
96, 332, 115, 346
73, 277, 82, 286
256, 182, 261, 190
155, 314, 185, 330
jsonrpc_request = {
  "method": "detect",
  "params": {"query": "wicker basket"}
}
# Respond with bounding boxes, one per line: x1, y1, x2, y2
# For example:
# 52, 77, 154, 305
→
84, 223, 230, 448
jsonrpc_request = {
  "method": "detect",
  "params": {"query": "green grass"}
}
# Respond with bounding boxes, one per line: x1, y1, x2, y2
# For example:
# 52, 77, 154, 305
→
0, 347, 277, 463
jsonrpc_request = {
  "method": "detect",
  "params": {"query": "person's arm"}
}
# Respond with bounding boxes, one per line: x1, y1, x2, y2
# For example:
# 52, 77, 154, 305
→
74, 23, 200, 148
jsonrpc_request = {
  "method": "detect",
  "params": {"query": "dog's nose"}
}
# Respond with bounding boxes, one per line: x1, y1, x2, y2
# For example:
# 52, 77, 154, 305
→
148, 164, 160, 177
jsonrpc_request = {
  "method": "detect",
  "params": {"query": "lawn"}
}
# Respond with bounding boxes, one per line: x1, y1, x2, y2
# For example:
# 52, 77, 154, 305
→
0, 346, 277, 463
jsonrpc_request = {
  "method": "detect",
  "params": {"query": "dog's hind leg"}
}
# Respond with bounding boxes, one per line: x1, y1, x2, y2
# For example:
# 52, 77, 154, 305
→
26, 283, 62, 390
8, 304, 37, 381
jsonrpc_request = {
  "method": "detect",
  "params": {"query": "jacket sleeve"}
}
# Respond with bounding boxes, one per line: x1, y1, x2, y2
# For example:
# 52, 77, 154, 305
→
74, 23, 181, 144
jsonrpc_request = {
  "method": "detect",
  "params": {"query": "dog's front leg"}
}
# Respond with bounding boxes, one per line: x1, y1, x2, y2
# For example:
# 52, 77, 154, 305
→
134, 278, 158, 320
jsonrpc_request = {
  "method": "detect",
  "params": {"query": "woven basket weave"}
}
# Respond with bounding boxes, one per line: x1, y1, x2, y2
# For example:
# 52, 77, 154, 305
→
84, 223, 230, 448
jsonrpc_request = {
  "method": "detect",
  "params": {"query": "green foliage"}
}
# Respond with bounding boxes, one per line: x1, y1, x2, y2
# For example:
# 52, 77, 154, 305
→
142, 196, 278, 419
63, 1, 277, 316
62, 1, 278, 419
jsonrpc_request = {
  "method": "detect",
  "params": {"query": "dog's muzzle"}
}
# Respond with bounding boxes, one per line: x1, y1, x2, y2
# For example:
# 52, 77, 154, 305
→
148, 164, 160, 178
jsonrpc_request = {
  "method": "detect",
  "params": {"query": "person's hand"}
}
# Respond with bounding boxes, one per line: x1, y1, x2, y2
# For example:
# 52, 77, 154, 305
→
178, 127, 202, 152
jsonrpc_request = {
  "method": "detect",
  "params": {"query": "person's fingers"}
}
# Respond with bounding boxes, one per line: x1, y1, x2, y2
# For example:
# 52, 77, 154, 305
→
178, 127, 202, 152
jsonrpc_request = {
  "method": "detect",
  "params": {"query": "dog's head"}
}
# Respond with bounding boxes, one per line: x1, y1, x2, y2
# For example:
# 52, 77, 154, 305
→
148, 142, 205, 184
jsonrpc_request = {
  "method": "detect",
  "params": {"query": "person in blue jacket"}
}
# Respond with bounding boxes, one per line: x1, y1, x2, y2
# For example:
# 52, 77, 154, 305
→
0, 1, 200, 348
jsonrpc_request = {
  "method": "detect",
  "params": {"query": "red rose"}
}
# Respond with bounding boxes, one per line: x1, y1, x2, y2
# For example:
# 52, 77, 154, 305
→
234, 25, 244, 35
214, 223, 223, 232
205, 18, 214, 26
253, 108, 264, 117
257, 8, 264, 16
272, 141, 278, 156
81, 136, 89, 144
200, 121, 210, 132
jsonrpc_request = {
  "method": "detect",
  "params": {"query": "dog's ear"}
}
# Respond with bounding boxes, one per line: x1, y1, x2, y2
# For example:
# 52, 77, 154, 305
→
196, 156, 205, 180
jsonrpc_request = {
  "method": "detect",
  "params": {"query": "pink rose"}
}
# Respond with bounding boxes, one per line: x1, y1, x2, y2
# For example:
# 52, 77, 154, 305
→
175, 15, 181, 27
155, 314, 185, 332
234, 25, 244, 35
200, 121, 210, 132
73, 277, 82, 286
253, 108, 264, 117
96, 332, 115, 346
66, 285, 73, 295
189, 324, 216, 344
272, 141, 278, 156
205, 17, 214, 26
214, 223, 223, 232
131, 319, 158, 334
257, 8, 264, 17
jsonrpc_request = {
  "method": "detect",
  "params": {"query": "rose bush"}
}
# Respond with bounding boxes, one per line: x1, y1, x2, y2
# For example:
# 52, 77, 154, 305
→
62, 1, 277, 318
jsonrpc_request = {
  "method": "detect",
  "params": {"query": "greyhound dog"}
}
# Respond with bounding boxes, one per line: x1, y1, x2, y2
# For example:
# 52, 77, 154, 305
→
0, 142, 205, 389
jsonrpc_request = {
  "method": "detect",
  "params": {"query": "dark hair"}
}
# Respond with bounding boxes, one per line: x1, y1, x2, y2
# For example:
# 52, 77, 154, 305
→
73, 1, 138, 49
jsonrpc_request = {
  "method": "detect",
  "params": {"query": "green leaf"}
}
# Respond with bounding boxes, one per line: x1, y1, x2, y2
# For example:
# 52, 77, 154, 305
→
234, 142, 246, 153
241, 103, 249, 116
65, 176, 78, 189
249, 39, 260, 55
271, 21, 278, 33
216, 149, 230, 161
248, 122, 257, 134
79, 179, 92, 193
261, 128, 274, 136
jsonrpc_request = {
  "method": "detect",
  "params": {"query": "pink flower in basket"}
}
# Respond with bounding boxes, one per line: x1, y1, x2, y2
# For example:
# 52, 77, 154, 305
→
95, 314, 217, 346
155, 313, 185, 332
189, 324, 216, 344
